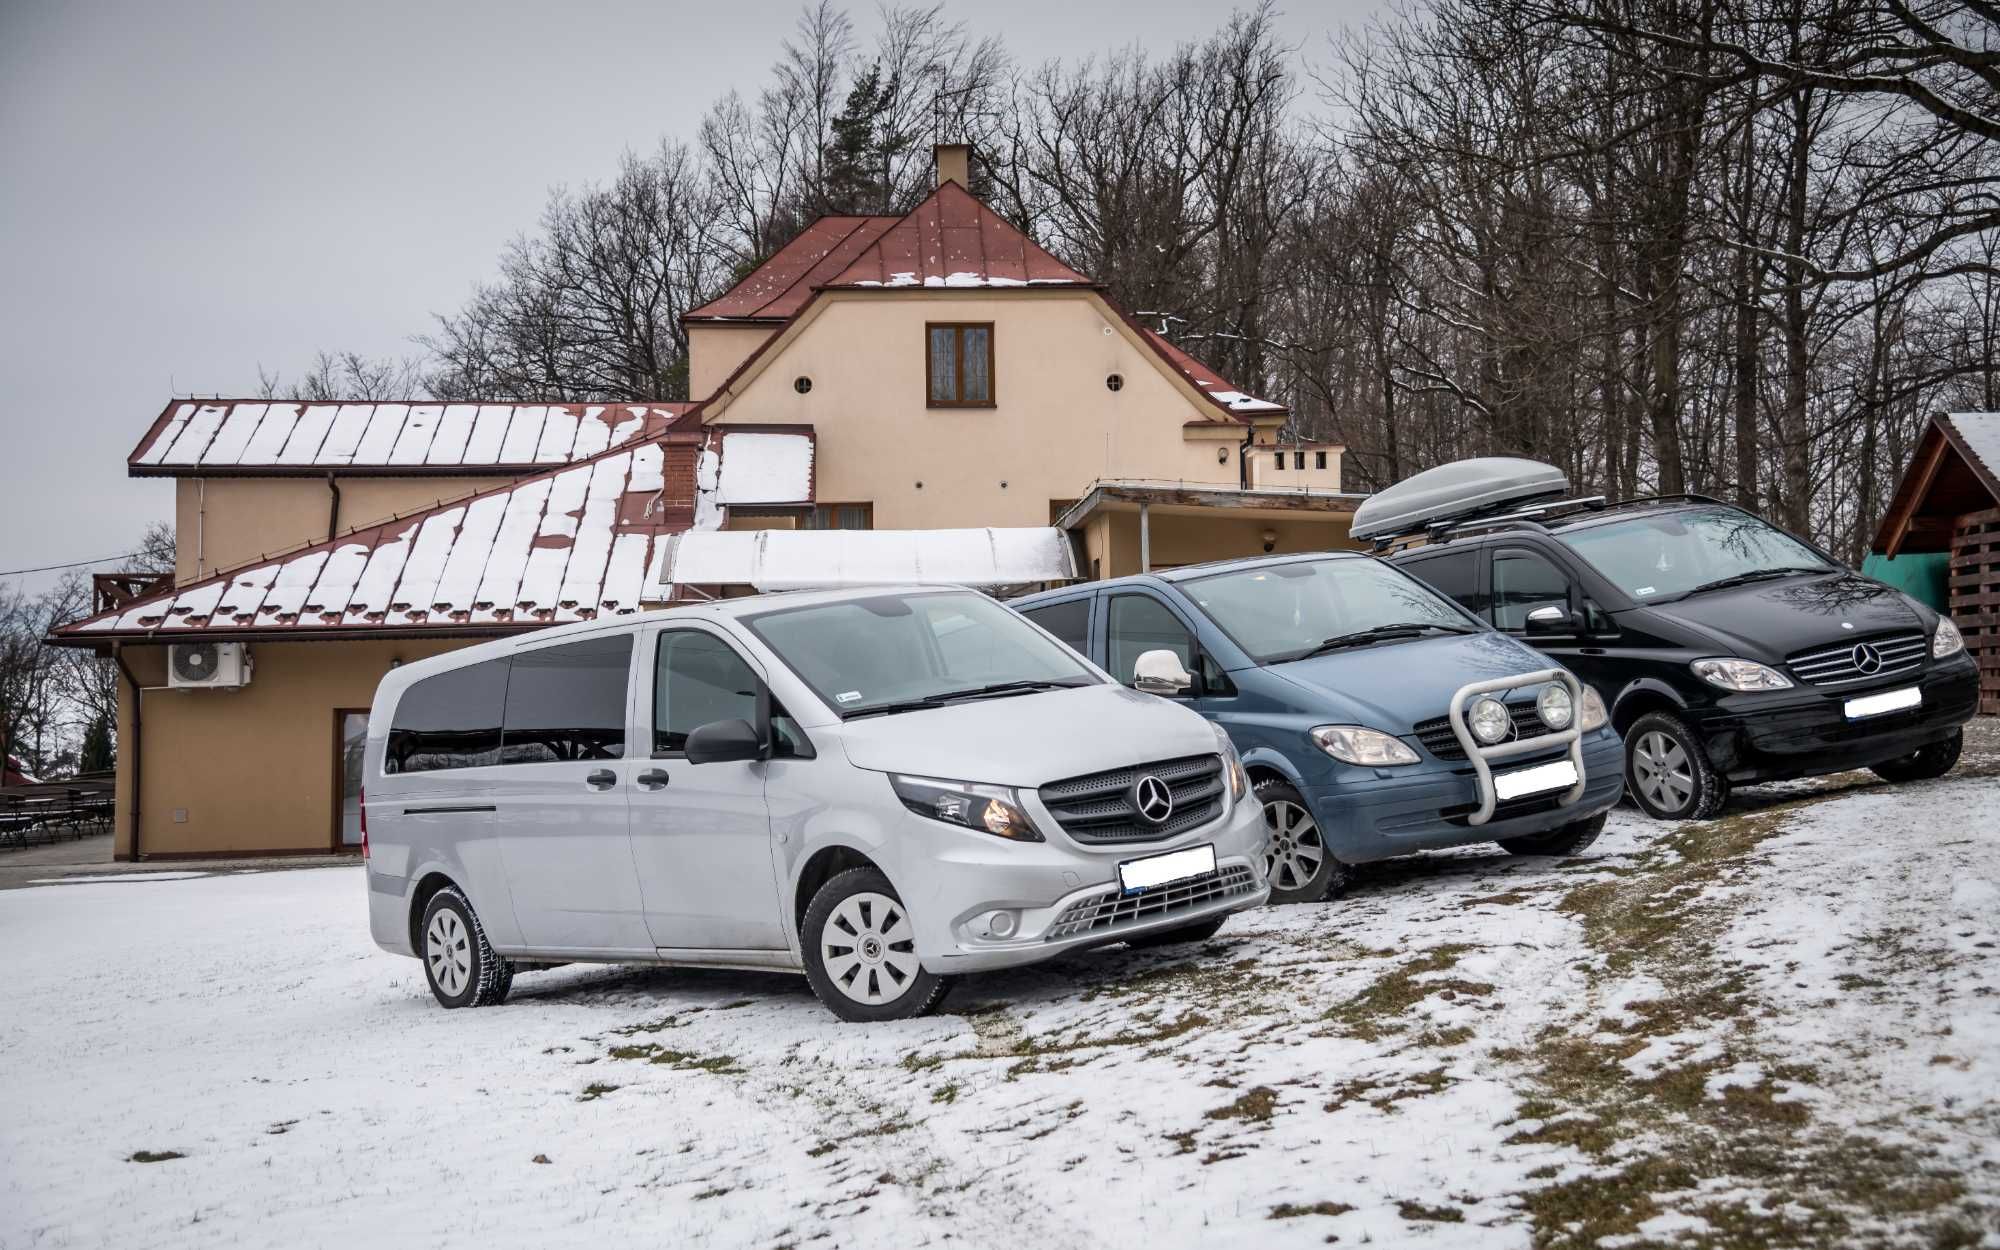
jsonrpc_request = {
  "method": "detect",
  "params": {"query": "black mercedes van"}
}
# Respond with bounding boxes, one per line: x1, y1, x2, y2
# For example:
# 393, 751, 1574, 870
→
1388, 495, 1979, 819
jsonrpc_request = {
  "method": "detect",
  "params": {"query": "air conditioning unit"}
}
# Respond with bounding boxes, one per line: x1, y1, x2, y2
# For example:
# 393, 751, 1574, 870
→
168, 641, 252, 690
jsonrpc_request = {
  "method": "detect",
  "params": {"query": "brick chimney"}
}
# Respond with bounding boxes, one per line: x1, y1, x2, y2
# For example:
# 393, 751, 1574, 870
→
934, 143, 971, 188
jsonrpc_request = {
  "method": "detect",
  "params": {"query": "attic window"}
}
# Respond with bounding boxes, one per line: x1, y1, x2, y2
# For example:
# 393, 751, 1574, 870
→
927, 323, 993, 407
1106, 373, 1124, 392
794, 376, 813, 394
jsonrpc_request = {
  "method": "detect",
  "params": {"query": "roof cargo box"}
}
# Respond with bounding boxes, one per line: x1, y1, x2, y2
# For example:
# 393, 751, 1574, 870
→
1351, 457, 1569, 542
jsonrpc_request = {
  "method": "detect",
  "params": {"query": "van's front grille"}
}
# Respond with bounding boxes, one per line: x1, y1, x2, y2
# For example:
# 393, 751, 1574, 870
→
1044, 864, 1258, 941
1038, 754, 1225, 845
1786, 632, 1927, 687
1413, 703, 1557, 761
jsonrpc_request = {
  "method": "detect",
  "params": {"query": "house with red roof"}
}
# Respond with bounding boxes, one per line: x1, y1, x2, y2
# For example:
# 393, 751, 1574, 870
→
51, 144, 1358, 859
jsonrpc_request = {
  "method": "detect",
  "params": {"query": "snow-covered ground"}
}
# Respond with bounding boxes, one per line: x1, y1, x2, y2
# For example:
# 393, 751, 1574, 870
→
3, 744, 1997, 1249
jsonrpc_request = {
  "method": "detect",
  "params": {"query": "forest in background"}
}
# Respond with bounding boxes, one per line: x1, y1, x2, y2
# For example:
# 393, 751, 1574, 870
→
270, 0, 2000, 565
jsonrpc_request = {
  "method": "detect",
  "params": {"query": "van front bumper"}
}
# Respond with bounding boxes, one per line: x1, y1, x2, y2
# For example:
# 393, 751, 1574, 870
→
909, 793, 1270, 975
1303, 726, 1626, 863
1688, 655, 1978, 783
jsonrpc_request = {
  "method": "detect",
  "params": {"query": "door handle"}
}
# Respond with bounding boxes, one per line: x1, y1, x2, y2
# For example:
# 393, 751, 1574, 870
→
636, 768, 670, 789
585, 769, 618, 790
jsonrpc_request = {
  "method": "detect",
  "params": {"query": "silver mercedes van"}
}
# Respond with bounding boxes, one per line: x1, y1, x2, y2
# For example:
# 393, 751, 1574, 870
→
362, 586, 1269, 1021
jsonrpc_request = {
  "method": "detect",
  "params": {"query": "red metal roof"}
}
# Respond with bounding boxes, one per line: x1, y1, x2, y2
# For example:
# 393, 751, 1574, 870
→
55, 420, 826, 642
128, 401, 691, 476
1138, 327, 1286, 421
686, 216, 898, 322
824, 182, 1091, 290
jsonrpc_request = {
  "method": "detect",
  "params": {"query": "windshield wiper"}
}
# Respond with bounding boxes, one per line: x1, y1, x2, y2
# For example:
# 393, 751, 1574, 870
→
1675, 566, 1826, 599
1291, 621, 1476, 661
843, 679, 1088, 719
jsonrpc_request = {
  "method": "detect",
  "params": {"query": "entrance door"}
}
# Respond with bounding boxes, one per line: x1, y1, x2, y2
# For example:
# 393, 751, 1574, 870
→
629, 627, 785, 951
334, 710, 368, 850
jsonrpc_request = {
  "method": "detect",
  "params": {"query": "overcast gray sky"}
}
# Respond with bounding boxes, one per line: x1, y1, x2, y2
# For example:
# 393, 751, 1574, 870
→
0, 0, 1362, 594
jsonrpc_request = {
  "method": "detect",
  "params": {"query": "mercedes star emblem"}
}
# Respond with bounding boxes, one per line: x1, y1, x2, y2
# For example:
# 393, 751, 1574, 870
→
1851, 643, 1882, 675
1132, 775, 1174, 824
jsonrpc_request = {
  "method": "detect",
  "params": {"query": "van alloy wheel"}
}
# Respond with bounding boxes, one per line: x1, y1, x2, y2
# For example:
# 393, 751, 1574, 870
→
1631, 730, 1694, 813
1251, 775, 1349, 904
1623, 711, 1728, 821
426, 910, 471, 998
821, 891, 922, 1006
1265, 800, 1327, 893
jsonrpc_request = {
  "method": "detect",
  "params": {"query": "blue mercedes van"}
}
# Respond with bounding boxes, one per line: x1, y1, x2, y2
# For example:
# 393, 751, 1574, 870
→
1013, 552, 1625, 902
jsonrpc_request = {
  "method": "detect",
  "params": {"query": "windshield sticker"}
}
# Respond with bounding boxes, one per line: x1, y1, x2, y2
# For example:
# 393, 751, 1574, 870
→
1636, 586, 1656, 596
836, 691, 863, 704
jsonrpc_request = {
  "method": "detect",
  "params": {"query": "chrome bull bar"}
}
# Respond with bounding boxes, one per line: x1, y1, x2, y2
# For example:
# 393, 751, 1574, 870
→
1446, 668, 1588, 827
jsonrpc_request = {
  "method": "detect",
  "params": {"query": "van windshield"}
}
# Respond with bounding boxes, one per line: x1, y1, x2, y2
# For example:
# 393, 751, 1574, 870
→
742, 590, 1099, 718
1557, 506, 1836, 602
1181, 557, 1475, 664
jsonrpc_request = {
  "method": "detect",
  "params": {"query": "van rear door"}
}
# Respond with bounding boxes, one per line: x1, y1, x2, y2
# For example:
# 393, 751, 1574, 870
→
489, 632, 651, 954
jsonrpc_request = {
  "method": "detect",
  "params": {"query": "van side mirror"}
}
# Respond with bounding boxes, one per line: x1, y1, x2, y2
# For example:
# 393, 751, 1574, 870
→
684, 718, 764, 765
1133, 649, 1194, 696
1524, 604, 1583, 636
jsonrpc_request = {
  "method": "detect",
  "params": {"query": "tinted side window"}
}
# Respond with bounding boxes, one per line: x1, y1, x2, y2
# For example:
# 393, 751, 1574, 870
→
386, 659, 508, 774
1107, 595, 1195, 689
501, 634, 632, 764
1019, 598, 1090, 656
1492, 551, 1572, 630
1404, 550, 1482, 617
655, 632, 760, 755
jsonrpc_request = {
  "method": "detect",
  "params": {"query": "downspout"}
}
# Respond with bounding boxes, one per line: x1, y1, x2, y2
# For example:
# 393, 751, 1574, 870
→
111, 643, 143, 861
326, 473, 342, 541
195, 478, 207, 580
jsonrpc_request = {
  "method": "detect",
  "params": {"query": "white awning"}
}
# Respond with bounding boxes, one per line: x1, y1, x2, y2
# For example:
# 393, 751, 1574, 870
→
659, 527, 1079, 591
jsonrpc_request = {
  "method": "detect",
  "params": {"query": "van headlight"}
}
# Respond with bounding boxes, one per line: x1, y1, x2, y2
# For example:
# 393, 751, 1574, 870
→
1211, 723, 1248, 800
890, 775, 1044, 842
1536, 683, 1574, 730
1310, 725, 1420, 766
1466, 696, 1512, 745
1691, 658, 1793, 692
1933, 617, 1964, 659
1579, 686, 1609, 732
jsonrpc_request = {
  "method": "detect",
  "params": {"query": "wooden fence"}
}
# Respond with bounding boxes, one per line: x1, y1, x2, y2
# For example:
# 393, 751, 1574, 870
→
1951, 507, 2000, 715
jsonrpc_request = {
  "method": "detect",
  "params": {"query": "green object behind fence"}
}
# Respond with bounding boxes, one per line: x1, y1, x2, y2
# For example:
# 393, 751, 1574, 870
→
1861, 551, 1950, 611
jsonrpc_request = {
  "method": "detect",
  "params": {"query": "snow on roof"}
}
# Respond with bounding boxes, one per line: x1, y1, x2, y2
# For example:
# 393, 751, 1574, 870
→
1140, 329, 1286, 419
64, 439, 696, 640
128, 401, 688, 475
686, 217, 899, 322
1945, 412, 2000, 490
823, 182, 1090, 291
712, 431, 814, 505
660, 526, 1078, 591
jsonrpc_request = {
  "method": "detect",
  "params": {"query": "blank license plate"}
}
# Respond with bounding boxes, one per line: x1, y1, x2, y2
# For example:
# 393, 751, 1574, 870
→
1118, 844, 1216, 894
1845, 685, 1921, 720
1494, 758, 1579, 801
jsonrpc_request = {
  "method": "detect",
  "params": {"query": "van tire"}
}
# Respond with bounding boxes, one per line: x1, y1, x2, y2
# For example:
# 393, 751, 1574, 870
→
1624, 712, 1729, 821
801, 868, 954, 1023
1255, 776, 1349, 903
1870, 728, 1963, 783
1497, 811, 1607, 857
420, 887, 513, 1009
1126, 916, 1228, 948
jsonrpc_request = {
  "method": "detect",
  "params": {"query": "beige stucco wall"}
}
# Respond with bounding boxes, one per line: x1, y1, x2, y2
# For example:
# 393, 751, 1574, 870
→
689, 323, 780, 399
113, 637, 472, 857
1094, 508, 1357, 578
1251, 447, 1345, 490
174, 476, 511, 583
707, 291, 1255, 528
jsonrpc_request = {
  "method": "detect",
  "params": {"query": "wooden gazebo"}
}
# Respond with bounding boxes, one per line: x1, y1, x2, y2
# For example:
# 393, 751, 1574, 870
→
1873, 412, 2000, 713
